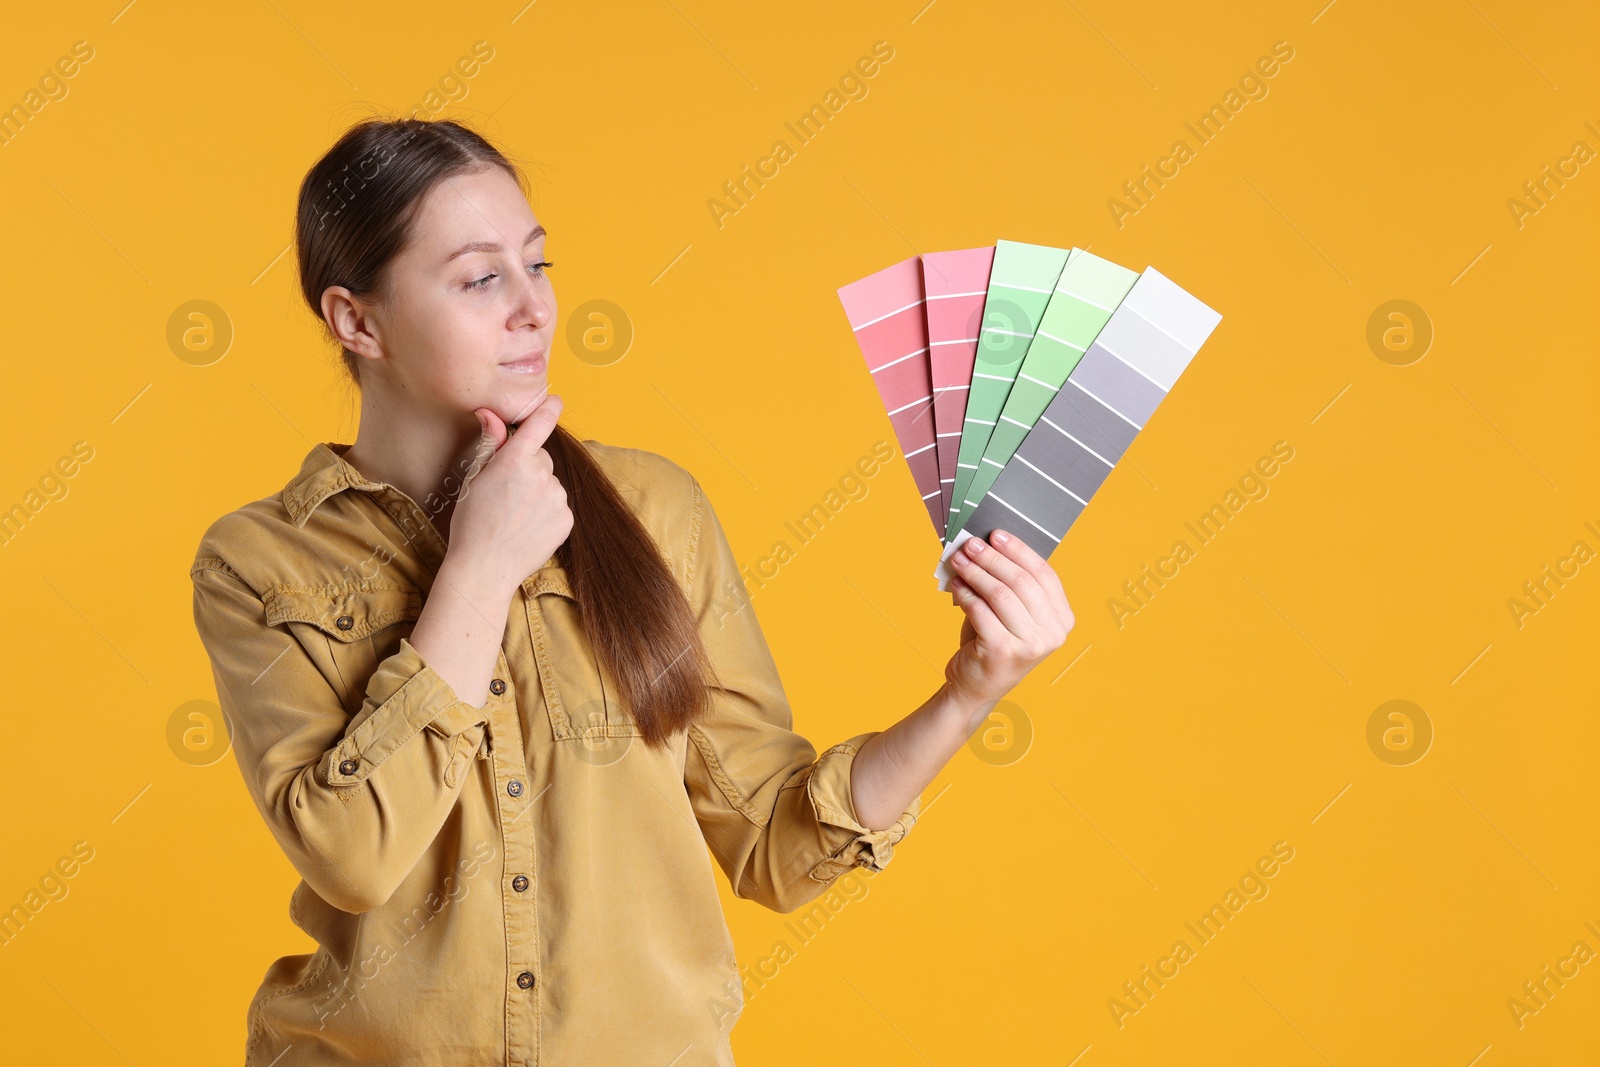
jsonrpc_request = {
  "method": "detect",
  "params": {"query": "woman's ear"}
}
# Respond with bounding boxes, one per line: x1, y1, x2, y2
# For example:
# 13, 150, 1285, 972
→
321, 284, 385, 360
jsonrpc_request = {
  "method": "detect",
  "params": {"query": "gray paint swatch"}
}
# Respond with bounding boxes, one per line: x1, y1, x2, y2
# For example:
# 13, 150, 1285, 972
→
935, 267, 1222, 589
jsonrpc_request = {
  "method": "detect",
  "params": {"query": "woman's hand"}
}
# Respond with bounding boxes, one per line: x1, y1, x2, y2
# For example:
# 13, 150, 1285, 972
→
445, 390, 573, 595
944, 529, 1074, 713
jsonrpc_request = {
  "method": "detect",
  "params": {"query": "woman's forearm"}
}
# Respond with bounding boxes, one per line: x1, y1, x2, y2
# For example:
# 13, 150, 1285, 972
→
407, 555, 515, 709
848, 683, 991, 831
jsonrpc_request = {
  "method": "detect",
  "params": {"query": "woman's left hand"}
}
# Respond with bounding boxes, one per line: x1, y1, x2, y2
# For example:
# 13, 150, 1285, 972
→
944, 529, 1075, 710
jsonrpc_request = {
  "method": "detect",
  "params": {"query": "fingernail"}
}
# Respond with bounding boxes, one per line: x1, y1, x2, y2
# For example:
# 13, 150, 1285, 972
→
967, 537, 986, 555
992, 530, 1010, 546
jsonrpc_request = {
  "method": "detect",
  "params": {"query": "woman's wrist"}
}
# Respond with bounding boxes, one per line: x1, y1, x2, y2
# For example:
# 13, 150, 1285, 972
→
410, 555, 517, 708
933, 680, 1000, 740
934, 684, 998, 742
435, 550, 517, 610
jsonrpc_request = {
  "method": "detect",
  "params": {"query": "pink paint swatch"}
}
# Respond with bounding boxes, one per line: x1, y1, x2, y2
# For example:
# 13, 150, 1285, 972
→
920, 247, 996, 542
837, 255, 942, 540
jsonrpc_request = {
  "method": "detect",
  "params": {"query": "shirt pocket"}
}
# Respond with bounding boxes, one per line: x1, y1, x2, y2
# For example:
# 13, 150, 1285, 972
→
522, 575, 642, 761
263, 580, 424, 717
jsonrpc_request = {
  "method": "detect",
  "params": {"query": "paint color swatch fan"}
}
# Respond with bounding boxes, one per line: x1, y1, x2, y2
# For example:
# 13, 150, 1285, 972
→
836, 239, 1223, 591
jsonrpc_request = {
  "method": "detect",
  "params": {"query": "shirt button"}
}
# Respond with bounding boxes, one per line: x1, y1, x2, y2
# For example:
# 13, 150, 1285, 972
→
516, 971, 535, 989
507, 779, 524, 797
338, 759, 359, 775
512, 874, 529, 892
489, 678, 507, 696
335, 615, 355, 631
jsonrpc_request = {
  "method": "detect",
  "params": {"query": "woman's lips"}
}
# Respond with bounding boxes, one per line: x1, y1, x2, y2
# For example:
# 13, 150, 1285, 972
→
501, 352, 546, 374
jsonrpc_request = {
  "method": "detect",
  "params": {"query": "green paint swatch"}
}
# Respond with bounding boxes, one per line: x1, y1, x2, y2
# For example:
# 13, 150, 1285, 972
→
948, 250, 1140, 539
946, 239, 1074, 541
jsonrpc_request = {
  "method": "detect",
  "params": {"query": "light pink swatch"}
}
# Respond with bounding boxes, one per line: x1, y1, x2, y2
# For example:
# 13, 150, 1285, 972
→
837, 256, 942, 540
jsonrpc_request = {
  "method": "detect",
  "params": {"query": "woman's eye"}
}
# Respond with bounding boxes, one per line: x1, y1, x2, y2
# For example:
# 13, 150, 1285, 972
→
466, 261, 552, 291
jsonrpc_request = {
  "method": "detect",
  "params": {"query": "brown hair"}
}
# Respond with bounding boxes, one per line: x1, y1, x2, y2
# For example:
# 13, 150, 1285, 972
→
293, 117, 713, 748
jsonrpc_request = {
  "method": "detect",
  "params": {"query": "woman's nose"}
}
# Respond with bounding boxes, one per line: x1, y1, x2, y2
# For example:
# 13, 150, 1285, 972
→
512, 271, 552, 327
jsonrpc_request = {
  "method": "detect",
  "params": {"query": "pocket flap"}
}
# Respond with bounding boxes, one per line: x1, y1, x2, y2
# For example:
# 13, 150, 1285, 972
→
263, 583, 423, 643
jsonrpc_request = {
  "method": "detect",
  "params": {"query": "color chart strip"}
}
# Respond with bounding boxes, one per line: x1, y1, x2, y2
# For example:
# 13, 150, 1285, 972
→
921, 246, 995, 541
837, 255, 943, 540
947, 250, 1140, 540
946, 240, 1074, 540
935, 267, 1222, 589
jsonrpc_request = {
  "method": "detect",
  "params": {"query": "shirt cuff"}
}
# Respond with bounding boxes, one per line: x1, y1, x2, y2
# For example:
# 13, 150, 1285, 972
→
318, 637, 489, 786
804, 731, 922, 882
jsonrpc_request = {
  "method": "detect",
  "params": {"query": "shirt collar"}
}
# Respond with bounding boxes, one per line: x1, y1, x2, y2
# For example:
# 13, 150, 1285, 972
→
283, 442, 383, 528
282, 441, 573, 597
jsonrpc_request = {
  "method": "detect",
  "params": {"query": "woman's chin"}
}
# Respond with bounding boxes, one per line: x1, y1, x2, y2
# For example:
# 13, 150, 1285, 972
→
499, 386, 551, 425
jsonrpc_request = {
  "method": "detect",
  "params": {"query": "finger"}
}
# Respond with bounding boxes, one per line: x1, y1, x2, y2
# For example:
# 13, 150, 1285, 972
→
507, 382, 552, 426
988, 528, 1070, 623
989, 529, 1061, 589
984, 529, 1076, 646
947, 542, 1034, 638
950, 535, 1051, 634
950, 575, 1008, 645
502, 392, 564, 458
992, 529, 1066, 597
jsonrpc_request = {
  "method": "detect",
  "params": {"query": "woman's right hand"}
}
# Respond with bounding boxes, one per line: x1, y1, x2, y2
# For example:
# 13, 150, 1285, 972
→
446, 390, 574, 593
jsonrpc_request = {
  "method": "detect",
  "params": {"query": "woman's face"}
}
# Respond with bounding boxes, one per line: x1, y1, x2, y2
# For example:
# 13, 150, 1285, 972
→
340, 164, 555, 428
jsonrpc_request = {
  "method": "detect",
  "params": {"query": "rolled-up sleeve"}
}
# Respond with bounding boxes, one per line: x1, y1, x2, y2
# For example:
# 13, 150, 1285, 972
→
190, 557, 491, 915
680, 477, 921, 914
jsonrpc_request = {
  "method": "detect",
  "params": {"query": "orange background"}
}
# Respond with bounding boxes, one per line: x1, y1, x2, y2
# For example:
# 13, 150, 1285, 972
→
0, 1, 1595, 1063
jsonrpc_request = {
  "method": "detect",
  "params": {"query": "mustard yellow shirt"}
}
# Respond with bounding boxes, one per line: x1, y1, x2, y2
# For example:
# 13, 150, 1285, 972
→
189, 439, 922, 1066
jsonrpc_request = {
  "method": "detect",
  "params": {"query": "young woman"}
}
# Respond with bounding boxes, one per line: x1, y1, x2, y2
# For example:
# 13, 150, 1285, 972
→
189, 117, 1073, 1066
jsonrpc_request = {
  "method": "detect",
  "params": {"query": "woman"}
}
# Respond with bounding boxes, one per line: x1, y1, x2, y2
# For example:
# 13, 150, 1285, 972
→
189, 117, 1073, 1066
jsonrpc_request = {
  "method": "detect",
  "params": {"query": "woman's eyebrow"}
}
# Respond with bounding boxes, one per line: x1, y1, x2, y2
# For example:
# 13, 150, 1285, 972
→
443, 224, 546, 264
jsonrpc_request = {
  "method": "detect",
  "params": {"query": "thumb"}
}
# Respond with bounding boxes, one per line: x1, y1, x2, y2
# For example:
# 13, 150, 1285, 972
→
477, 407, 509, 449
460, 408, 506, 498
